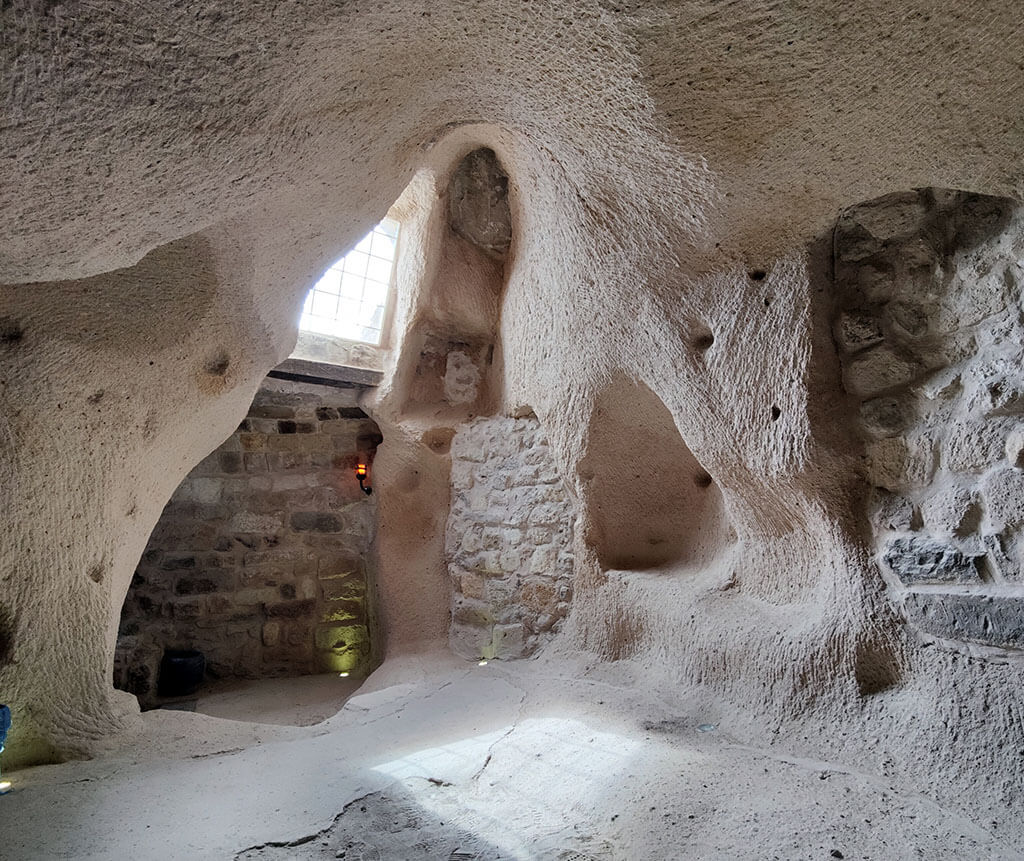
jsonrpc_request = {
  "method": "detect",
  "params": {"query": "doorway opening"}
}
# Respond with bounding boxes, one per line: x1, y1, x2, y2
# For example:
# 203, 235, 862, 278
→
114, 376, 383, 724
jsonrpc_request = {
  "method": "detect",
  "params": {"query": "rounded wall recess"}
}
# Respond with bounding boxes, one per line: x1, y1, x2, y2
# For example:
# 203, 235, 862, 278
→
578, 375, 735, 571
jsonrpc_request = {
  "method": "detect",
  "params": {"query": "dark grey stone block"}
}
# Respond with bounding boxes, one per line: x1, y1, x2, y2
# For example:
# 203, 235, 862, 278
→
904, 593, 1024, 649
290, 511, 342, 533
883, 536, 982, 585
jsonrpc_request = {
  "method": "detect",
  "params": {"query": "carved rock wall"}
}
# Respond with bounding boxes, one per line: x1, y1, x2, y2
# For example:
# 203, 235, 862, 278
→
1, 3, 1024, 836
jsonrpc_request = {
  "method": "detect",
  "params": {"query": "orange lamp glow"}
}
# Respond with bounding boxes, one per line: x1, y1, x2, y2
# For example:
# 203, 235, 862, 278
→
355, 462, 372, 495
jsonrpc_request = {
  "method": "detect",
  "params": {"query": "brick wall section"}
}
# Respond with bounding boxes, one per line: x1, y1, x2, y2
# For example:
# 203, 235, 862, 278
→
446, 415, 575, 659
833, 189, 1024, 651
115, 379, 381, 704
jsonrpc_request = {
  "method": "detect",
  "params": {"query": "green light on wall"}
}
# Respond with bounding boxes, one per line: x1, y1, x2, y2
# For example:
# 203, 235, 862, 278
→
321, 650, 361, 674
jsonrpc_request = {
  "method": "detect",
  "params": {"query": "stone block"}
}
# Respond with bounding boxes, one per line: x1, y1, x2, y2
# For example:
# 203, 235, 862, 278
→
903, 592, 1024, 649
920, 485, 981, 539
174, 577, 219, 596
276, 473, 320, 492
246, 418, 279, 435
981, 467, 1024, 529
1005, 430, 1024, 468
450, 623, 489, 660
267, 433, 326, 453
946, 419, 1016, 474
882, 536, 983, 585
529, 544, 558, 574
976, 378, 1024, 417
286, 622, 313, 646
239, 433, 267, 451
250, 403, 296, 420
315, 622, 367, 652
859, 397, 911, 437
265, 598, 317, 619
219, 451, 243, 474
277, 420, 317, 434
296, 576, 318, 600
233, 586, 280, 605
453, 600, 494, 628
228, 512, 284, 534
262, 621, 282, 647
869, 489, 917, 532
527, 526, 553, 545
266, 451, 304, 470
498, 547, 522, 573
160, 554, 196, 571
290, 511, 342, 533
322, 599, 364, 623
319, 420, 359, 440
318, 555, 362, 579
983, 533, 1021, 582
843, 346, 919, 398
321, 574, 365, 602
459, 571, 486, 600
169, 598, 204, 619
520, 579, 558, 614
865, 435, 936, 492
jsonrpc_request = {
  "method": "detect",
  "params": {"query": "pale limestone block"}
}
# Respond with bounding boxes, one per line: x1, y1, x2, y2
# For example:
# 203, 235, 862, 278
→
920, 485, 982, 539
982, 468, 1024, 529
1005, 429, 1024, 468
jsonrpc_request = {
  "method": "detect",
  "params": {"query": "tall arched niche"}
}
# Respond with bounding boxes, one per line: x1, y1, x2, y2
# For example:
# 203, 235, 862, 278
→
578, 374, 735, 571
386, 144, 513, 423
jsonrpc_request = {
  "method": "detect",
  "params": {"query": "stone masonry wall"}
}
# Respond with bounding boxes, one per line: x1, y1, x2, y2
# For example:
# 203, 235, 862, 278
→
115, 379, 381, 704
446, 415, 575, 659
833, 189, 1024, 652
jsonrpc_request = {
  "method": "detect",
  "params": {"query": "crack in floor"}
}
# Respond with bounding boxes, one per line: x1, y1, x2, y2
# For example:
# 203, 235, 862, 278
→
471, 677, 526, 783
233, 790, 377, 858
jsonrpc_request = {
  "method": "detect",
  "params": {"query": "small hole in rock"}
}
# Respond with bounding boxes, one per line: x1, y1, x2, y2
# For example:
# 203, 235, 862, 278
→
748, 269, 767, 281
694, 471, 713, 488
0, 603, 13, 666
0, 317, 24, 344
771, 405, 781, 421
693, 331, 715, 352
763, 296, 772, 307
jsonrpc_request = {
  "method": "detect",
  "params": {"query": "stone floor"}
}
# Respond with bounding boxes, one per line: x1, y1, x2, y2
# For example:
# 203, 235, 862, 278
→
157, 673, 365, 726
1, 652, 1020, 860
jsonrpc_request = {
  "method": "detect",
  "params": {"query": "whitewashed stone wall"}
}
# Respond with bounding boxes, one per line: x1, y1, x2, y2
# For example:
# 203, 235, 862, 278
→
446, 416, 575, 659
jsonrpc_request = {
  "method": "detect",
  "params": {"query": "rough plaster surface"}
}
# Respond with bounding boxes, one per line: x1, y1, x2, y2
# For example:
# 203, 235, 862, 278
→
1, 1, 1024, 851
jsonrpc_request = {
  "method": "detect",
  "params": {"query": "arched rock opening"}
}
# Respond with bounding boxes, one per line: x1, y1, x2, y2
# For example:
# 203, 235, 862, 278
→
114, 379, 383, 710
